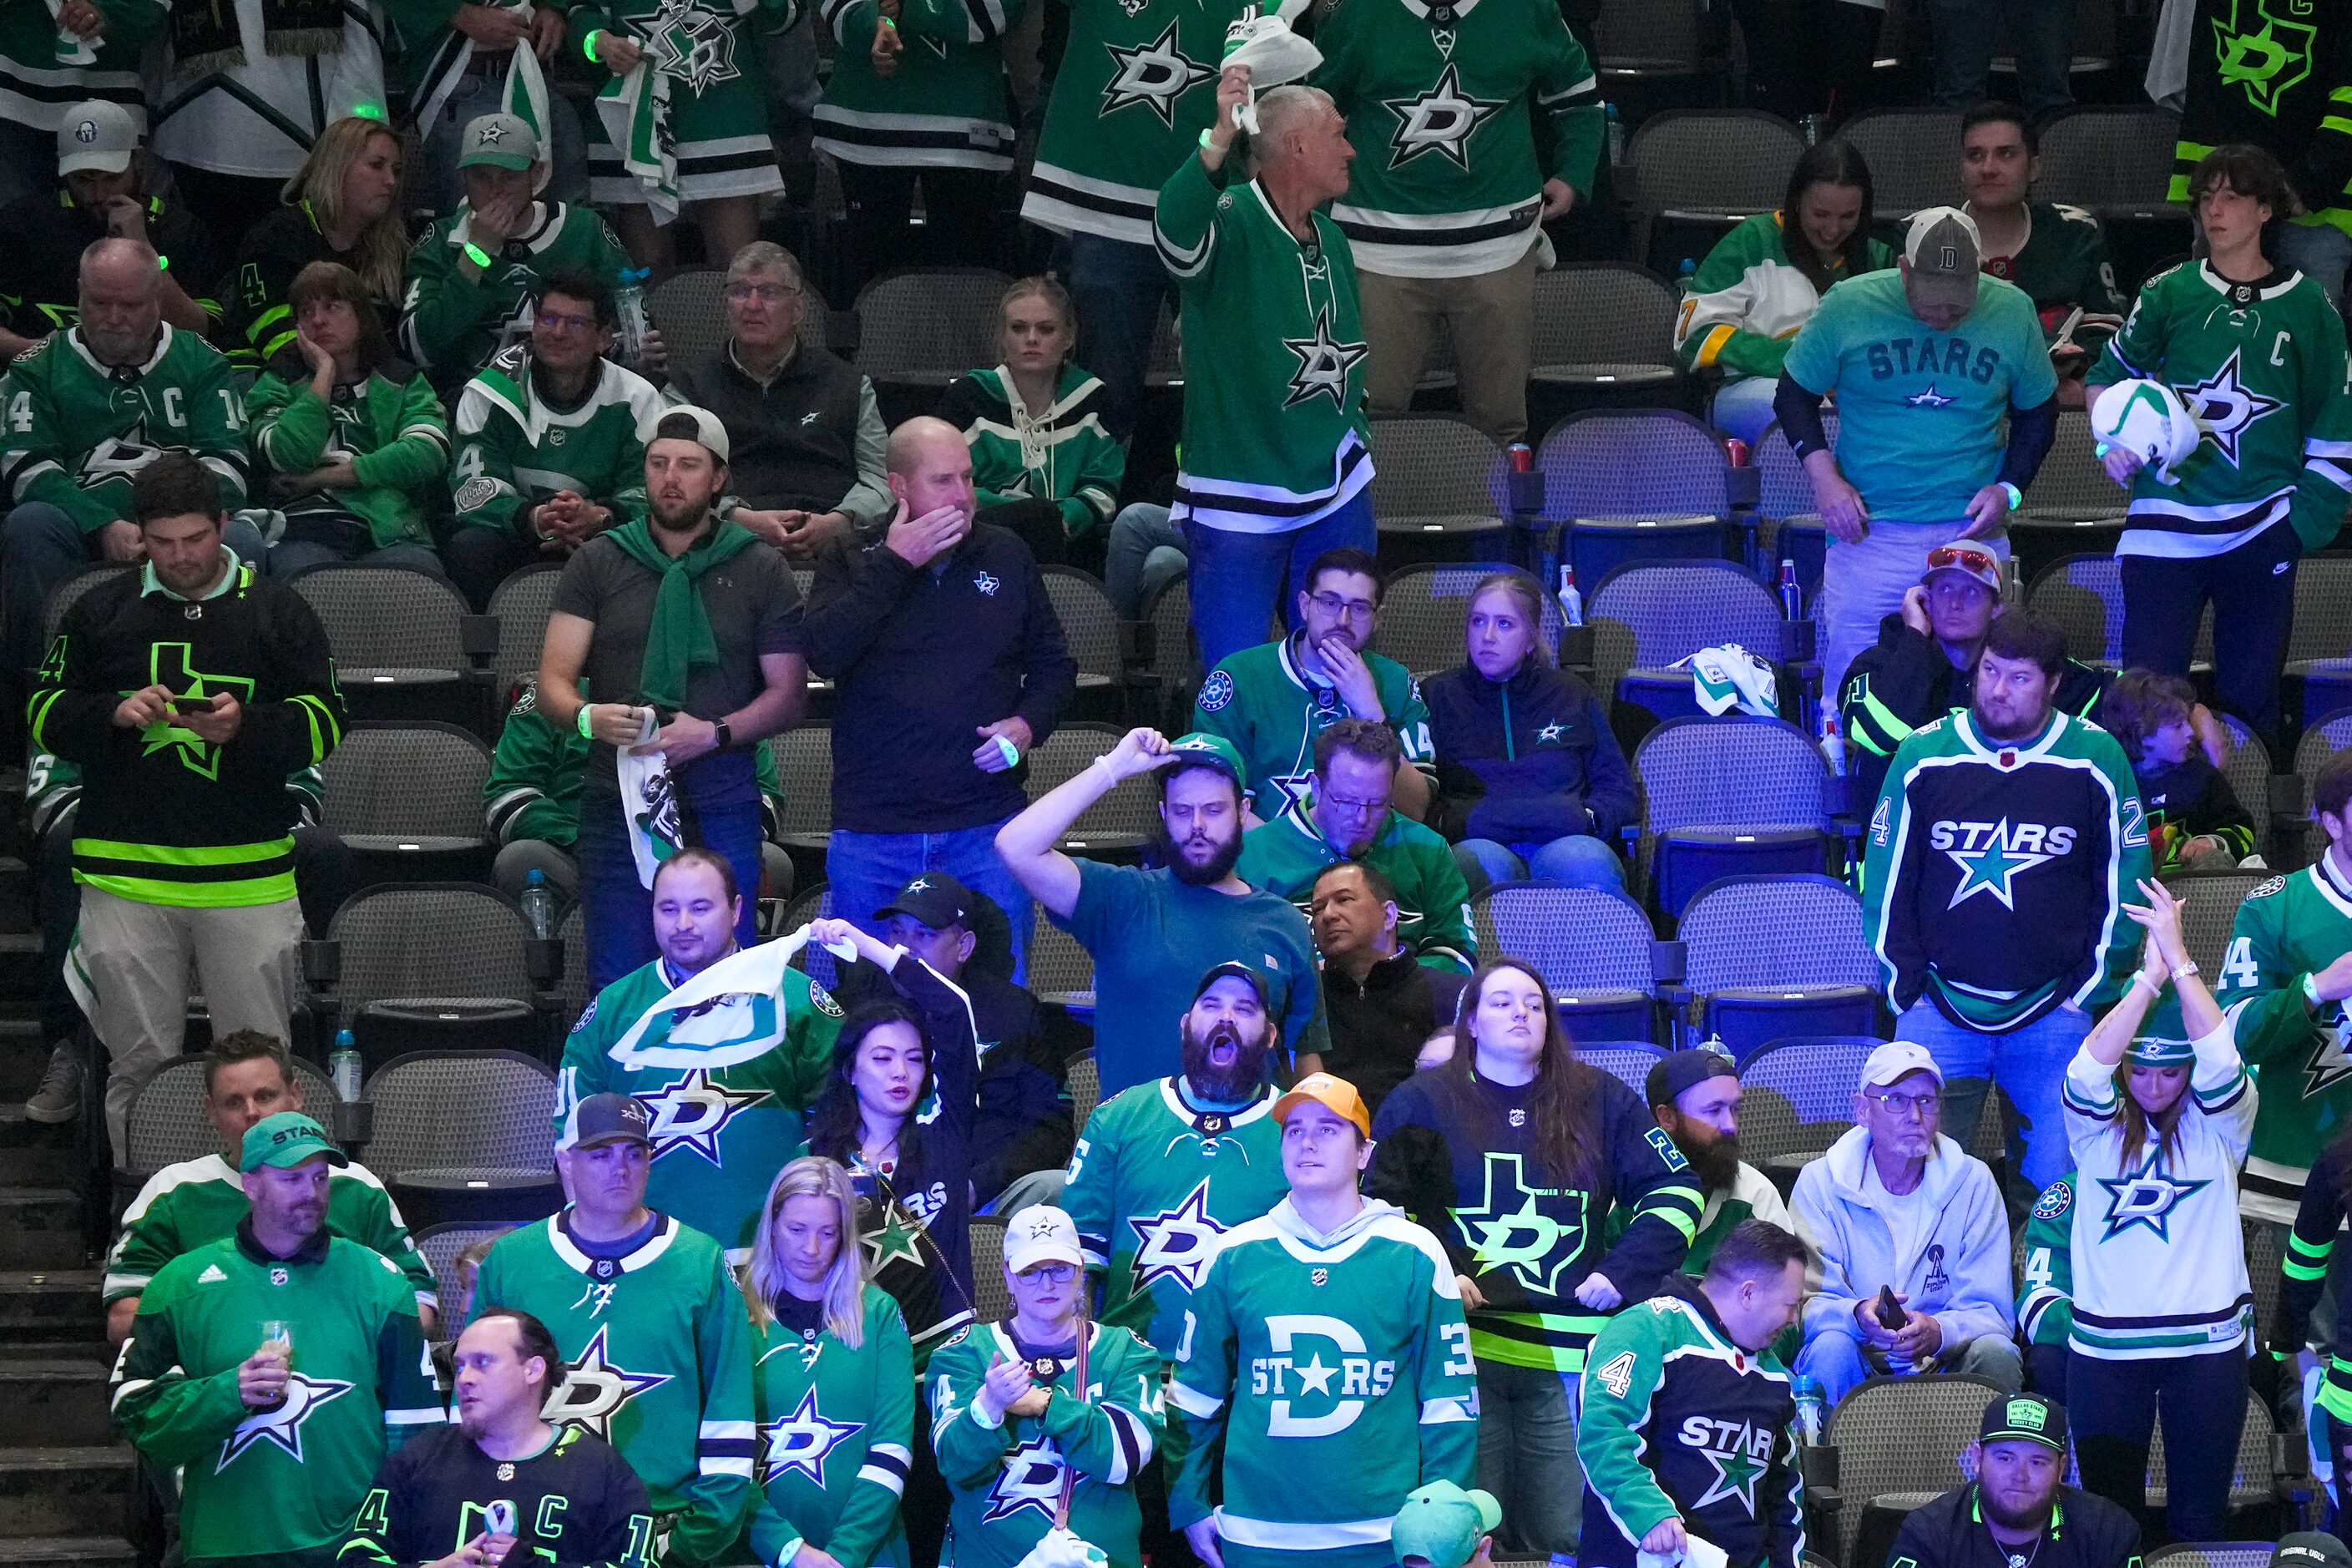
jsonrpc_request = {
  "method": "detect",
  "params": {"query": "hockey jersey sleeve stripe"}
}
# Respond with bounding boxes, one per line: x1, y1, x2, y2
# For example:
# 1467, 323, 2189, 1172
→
1104, 1401, 1149, 1483
1537, 73, 1599, 104
486, 785, 549, 842
1419, 1396, 1476, 1424
959, 0, 1006, 41
1692, 324, 1737, 368
384, 1403, 450, 1424
2060, 1080, 2119, 1120
1165, 1378, 1224, 1419
3, 454, 62, 501
2284, 1233, 2333, 1282
2193, 1070, 2251, 1110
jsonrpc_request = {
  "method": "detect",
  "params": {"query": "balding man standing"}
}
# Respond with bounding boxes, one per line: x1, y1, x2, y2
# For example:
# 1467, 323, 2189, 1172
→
1, 237, 258, 687
803, 416, 1076, 977
1158, 72, 1373, 671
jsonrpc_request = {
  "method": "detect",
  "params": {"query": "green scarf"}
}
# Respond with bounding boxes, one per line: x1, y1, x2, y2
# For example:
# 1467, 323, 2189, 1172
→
605, 518, 760, 711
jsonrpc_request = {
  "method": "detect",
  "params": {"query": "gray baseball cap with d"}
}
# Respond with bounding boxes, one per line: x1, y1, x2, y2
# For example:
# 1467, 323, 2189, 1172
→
1904, 206, 1983, 316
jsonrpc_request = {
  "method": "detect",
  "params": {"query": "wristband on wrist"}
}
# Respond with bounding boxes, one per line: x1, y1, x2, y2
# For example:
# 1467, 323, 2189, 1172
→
1998, 480, 2023, 511
2131, 969, 2163, 999
463, 241, 493, 269
577, 703, 595, 740
713, 720, 733, 751
155, 254, 169, 271
1199, 128, 1225, 151
2307, 972, 2326, 1008
584, 27, 601, 59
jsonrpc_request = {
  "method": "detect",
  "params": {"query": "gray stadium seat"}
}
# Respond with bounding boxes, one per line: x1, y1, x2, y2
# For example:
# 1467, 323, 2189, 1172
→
768, 725, 832, 852
852, 268, 1014, 387
1469, 883, 1657, 1042
648, 267, 829, 374
1841, 109, 1965, 215
1029, 907, 1095, 1007
290, 563, 485, 723
1621, 109, 1807, 267
1530, 265, 1682, 392
1679, 875, 1880, 1058
778, 885, 840, 990
1535, 409, 1735, 581
487, 563, 564, 701
40, 562, 135, 647
554, 902, 593, 1032
1024, 723, 1154, 853
366, 1050, 560, 1227
1371, 564, 1564, 681
414, 1219, 524, 1332
1576, 1042, 1667, 1097
1589, 560, 1786, 725
119, 1054, 336, 1179
324, 722, 495, 871
1069, 1050, 1100, 1136
1631, 717, 1835, 916
1040, 567, 1123, 708
1368, 417, 1506, 541
1821, 1373, 2013, 1563
2026, 552, 2213, 667
323, 883, 539, 1069
2036, 106, 2182, 213
970, 1214, 1012, 1321
2021, 411, 2128, 524
2167, 869, 2266, 980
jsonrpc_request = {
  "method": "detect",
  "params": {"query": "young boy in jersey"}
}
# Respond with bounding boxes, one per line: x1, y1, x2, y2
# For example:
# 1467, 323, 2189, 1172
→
2100, 669, 2255, 873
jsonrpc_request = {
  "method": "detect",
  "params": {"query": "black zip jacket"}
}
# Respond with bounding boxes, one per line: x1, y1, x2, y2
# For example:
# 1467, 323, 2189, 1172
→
1886, 1484, 2142, 1568
1421, 660, 1637, 847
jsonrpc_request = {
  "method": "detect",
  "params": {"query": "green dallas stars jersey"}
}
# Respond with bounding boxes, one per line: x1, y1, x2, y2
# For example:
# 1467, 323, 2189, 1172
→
1313, 0, 1601, 278
469, 1211, 755, 1566
554, 955, 842, 1260
0, 0, 162, 134
1191, 635, 1435, 818
1061, 1078, 1288, 1362
112, 1229, 442, 1562
1156, 155, 1373, 536
2091, 260, 2352, 550
816, 0, 1025, 172
930, 1319, 1166, 1568
103, 1153, 435, 1313
0, 323, 250, 533
747, 1286, 915, 1568
2214, 861, 2352, 1222
1236, 801, 1474, 972
451, 348, 662, 540
399, 201, 635, 384
1022, 0, 1254, 244
2017, 1173, 2079, 1350
1981, 201, 2127, 355
1166, 1197, 1477, 1568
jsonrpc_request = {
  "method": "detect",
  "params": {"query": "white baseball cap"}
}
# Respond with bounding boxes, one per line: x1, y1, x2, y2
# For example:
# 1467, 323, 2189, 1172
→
1862, 1040, 1945, 1091
645, 403, 731, 463
1003, 1205, 1085, 1274
58, 101, 137, 176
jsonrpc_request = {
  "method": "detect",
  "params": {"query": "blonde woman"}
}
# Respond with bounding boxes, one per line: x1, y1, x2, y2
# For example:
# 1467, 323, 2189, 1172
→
220, 116, 411, 369
744, 1155, 916, 1568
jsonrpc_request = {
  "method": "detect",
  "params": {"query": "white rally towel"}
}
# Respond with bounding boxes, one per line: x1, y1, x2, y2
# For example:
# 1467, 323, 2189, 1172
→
605, 926, 827, 1068
48, 0, 95, 64
1222, 0, 1318, 137
1678, 644, 1780, 718
616, 707, 680, 887
417, 13, 555, 194
597, 58, 679, 223
1639, 1536, 1728, 1568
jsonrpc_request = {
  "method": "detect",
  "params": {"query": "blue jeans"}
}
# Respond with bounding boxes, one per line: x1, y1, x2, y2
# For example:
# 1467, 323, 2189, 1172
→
1456, 834, 1625, 892
825, 819, 1032, 983
2071, 1346, 2247, 1540
575, 788, 765, 991
412, 66, 589, 215
1708, 376, 1781, 445
1897, 995, 2090, 1197
4, 503, 268, 680
1797, 1328, 2024, 1407
1924, 0, 2076, 116
1050, 230, 1173, 442
1183, 489, 1378, 674
1477, 1359, 1581, 1556
2277, 221, 2352, 310
1105, 503, 1187, 620
269, 539, 447, 578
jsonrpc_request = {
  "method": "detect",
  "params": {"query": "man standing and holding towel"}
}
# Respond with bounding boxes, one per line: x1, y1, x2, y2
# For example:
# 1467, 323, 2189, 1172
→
537, 404, 811, 989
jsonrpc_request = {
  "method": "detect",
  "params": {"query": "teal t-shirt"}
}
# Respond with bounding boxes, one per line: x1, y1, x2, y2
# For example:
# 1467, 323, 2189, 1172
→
1781, 269, 2059, 524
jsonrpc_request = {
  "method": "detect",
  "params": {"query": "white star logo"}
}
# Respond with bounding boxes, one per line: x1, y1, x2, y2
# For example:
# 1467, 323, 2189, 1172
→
907, 876, 931, 893
1100, 21, 1214, 127
983, 1436, 1068, 1523
1281, 307, 1368, 412
1381, 63, 1506, 171
645, 0, 741, 91
1128, 1179, 1230, 1292
2178, 346, 2285, 465
2095, 1148, 2212, 1241
2304, 1024, 2352, 1097
478, 122, 506, 143
635, 1068, 773, 1165
1535, 721, 1565, 742
1292, 1353, 1338, 1397
1904, 384, 1957, 408
1690, 1425, 1770, 1515
541, 1325, 674, 1440
759, 1386, 863, 1486
217, 1372, 355, 1471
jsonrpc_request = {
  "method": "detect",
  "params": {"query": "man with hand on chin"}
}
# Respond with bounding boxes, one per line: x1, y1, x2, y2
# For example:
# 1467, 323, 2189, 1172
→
1775, 205, 2061, 701
537, 405, 809, 989
805, 415, 1075, 980
1884, 1394, 2142, 1568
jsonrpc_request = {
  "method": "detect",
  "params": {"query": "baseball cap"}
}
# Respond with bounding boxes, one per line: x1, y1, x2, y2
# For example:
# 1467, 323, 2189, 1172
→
1903, 206, 1984, 314
1646, 1046, 1737, 1110
1978, 1392, 2068, 1454
1391, 1482, 1503, 1568
240, 1111, 350, 1174
1165, 731, 1247, 792
58, 101, 136, 175
1272, 1071, 1372, 1138
1002, 1204, 1086, 1273
1861, 1040, 1945, 1091
1192, 959, 1271, 1009
646, 403, 731, 463
558, 1092, 653, 1152
2272, 1536, 2352, 1568
876, 873, 975, 932
458, 112, 539, 171
1922, 543, 2001, 594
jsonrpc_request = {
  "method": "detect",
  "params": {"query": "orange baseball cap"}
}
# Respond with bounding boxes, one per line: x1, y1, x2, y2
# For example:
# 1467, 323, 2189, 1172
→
1272, 1071, 1371, 1138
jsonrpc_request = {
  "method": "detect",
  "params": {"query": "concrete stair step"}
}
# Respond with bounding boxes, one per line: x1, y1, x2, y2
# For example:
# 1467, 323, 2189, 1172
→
0, 1363, 112, 1448
0, 1270, 104, 1348
0, 935, 47, 1007
0, 1192, 85, 1272
0, 1021, 54, 1108
0, 1112, 74, 1186
0, 1448, 126, 1538
0, 1538, 134, 1566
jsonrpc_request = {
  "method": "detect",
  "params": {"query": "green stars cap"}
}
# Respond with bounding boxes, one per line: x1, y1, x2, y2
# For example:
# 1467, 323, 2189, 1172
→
2125, 1034, 2196, 1066
1391, 1481, 1502, 1568
1978, 1392, 2067, 1454
240, 1111, 350, 1174
1166, 731, 1246, 791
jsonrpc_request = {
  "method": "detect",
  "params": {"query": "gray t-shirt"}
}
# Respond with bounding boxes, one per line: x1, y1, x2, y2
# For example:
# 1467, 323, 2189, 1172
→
551, 531, 803, 803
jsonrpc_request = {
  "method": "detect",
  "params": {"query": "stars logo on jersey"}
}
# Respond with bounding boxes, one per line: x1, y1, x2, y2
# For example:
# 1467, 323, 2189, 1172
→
2212, 0, 2316, 115
983, 1437, 1067, 1522
1939, 819, 2057, 911
1196, 669, 1235, 713
758, 1387, 862, 1485
645, 0, 741, 91
543, 1326, 675, 1439
141, 644, 256, 781
216, 1372, 355, 1471
863, 1202, 930, 1273
1904, 384, 1958, 409
2301, 1027, 2352, 1098
2095, 1148, 2213, 1241
76, 419, 169, 490
1682, 1417, 1773, 1515
1449, 1152, 1586, 1296
1535, 721, 1565, 742
636, 1068, 773, 1165
2178, 347, 2284, 465
1280, 308, 1369, 412
1100, 21, 1215, 127
1381, 64, 1506, 171
1128, 1179, 1227, 1291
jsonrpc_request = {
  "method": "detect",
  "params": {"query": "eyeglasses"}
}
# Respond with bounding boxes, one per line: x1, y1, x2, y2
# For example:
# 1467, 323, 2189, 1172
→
1016, 1262, 1077, 1285
1865, 1089, 1941, 1119
726, 282, 800, 303
1308, 590, 1377, 622
534, 310, 599, 334
1319, 792, 1389, 818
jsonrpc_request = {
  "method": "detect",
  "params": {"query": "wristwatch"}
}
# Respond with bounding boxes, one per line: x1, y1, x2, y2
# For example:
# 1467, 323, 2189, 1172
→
712, 720, 733, 752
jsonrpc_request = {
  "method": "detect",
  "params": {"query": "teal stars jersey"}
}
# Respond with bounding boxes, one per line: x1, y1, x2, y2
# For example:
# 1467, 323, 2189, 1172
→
2214, 861, 2352, 1222
746, 1287, 914, 1568
1191, 635, 1435, 818
1062, 1078, 1289, 1359
929, 1319, 1166, 1568
555, 955, 843, 1261
112, 1228, 442, 1562
2092, 260, 2352, 553
468, 1212, 755, 1566
2017, 1173, 2079, 1350
1779, 268, 2060, 524
1166, 1198, 1478, 1568
1236, 801, 1474, 972
2058, 1024, 2255, 1358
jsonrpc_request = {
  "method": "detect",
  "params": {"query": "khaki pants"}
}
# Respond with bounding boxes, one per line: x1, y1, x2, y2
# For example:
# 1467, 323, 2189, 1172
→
1358, 246, 1542, 443
81, 887, 301, 1151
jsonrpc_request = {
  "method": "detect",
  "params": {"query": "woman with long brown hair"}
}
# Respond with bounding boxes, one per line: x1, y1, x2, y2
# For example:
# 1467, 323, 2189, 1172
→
1368, 958, 1702, 1557
219, 115, 410, 368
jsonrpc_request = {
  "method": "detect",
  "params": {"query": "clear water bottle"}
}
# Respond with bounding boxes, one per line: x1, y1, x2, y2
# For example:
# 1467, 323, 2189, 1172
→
520, 866, 557, 941
1779, 558, 1803, 620
1605, 103, 1624, 168
1556, 564, 1583, 628
330, 1029, 362, 1104
1792, 1373, 1825, 1444
615, 266, 651, 362
1820, 709, 1848, 775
